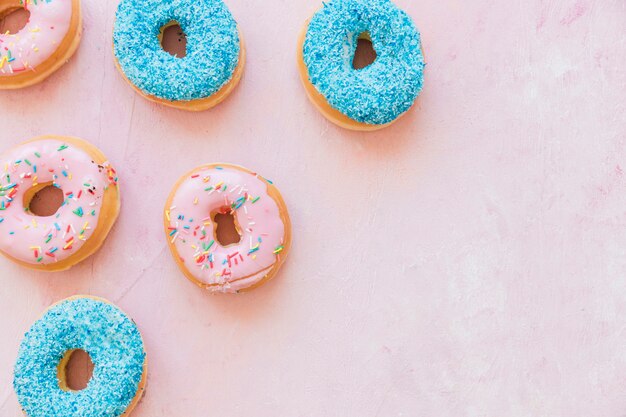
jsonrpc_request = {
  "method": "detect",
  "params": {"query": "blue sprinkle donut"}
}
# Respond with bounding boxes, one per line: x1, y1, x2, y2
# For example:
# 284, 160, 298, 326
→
13, 296, 147, 417
113, 0, 244, 111
298, 0, 425, 130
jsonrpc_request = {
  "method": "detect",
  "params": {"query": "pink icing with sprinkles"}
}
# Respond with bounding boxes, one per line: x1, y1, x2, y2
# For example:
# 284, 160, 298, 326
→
166, 166, 287, 293
0, 139, 118, 266
0, 0, 72, 75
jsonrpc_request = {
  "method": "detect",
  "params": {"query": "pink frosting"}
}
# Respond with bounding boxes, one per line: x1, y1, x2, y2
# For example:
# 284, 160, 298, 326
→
0, 138, 118, 266
0, 0, 73, 75
166, 165, 287, 293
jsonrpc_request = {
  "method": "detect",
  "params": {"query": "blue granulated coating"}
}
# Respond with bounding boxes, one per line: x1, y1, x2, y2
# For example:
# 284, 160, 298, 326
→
303, 0, 425, 125
113, 0, 240, 101
14, 297, 146, 417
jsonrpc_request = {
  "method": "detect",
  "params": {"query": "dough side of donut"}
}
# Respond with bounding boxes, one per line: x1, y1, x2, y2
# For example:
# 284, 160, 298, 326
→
24, 295, 148, 417
113, 30, 245, 112
0, 0, 82, 89
0, 135, 120, 272
164, 163, 292, 292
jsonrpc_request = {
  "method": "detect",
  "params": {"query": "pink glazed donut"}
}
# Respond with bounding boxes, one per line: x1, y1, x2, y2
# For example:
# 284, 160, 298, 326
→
0, 136, 120, 271
0, 0, 82, 89
164, 163, 291, 293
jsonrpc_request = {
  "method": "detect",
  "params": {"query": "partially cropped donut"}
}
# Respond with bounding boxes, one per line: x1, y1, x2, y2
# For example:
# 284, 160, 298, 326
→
164, 163, 291, 293
298, 0, 425, 130
14, 296, 147, 417
113, 0, 244, 111
0, 135, 120, 271
0, 0, 82, 89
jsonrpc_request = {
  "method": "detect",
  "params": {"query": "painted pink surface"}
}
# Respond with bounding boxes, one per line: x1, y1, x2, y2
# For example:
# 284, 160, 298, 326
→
0, 0, 624, 415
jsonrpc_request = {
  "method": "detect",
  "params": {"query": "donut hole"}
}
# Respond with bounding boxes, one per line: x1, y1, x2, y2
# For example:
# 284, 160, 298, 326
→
352, 32, 377, 70
159, 21, 187, 58
24, 183, 64, 217
214, 209, 241, 246
57, 349, 94, 392
0, 7, 30, 35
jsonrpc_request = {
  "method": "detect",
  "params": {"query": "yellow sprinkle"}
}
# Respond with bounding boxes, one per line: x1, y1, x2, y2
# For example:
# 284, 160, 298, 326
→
0, 56, 7, 69
165, 210, 170, 221
193, 197, 198, 205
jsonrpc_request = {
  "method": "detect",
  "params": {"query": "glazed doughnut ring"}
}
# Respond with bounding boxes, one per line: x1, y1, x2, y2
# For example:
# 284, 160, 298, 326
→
0, 0, 82, 89
298, 0, 425, 130
164, 163, 291, 293
0, 135, 120, 271
13, 296, 147, 417
113, 0, 244, 111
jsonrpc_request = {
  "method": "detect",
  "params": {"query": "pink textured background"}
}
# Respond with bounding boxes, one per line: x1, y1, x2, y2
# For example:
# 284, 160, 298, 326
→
1, 0, 625, 415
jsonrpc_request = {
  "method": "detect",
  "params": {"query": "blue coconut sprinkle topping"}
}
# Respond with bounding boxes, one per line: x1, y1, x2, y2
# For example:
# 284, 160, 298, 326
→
113, 0, 240, 101
303, 0, 425, 125
14, 297, 146, 417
